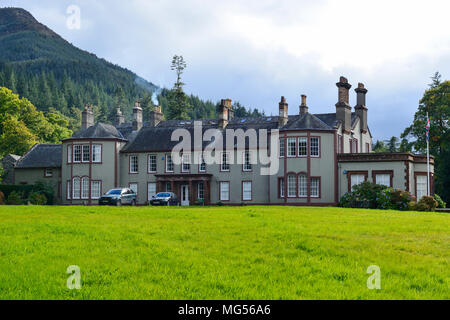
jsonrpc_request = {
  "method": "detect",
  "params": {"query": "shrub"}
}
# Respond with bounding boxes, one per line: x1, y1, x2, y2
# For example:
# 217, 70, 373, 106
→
0, 190, 4, 205
0, 182, 54, 205
216, 201, 224, 206
194, 198, 204, 206
7, 191, 24, 205
27, 191, 47, 205
416, 196, 438, 212
434, 194, 446, 209
379, 189, 416, 211
339, 181, 388, 209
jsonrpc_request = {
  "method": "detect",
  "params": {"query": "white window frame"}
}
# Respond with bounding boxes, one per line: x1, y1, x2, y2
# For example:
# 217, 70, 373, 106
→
310, 177, 320, 198
198, 182, 204, 200
73, 145, 82, 163
279, 138, 285, 157
287, 137, 297, 157
130, 155, 139, 173
166, 154, 174, 172
279, 178, 285, 198
148, 154, 157, 173
92, 145, 102, 163
287, 174, 297, 198
243, 151, 252, 172
72, 177, 80, 199
82, 145, 90, 163
298, 137, 307, 157
350, 174, 366, 190
298, 174, 307, 197
242, 181, 252, 201
148, 182, 157, 201
416, 175, 427, 201
45, 168, 53, 177
310, 137, 320, 157
68, 145, 72, 163
81, 177, 89, 199
182, 153, 191, 173
91, 181, 101, 199
220, 182, 230, 201
199, 154, 206, 172
221, 152, 230, 172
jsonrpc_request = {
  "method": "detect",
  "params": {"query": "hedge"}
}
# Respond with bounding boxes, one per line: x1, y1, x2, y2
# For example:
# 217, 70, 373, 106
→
0, 182, 54, 205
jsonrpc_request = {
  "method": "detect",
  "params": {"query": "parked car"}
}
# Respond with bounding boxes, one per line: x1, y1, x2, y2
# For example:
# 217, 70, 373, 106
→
98, 188, 137, 206
149, 192, 179, 206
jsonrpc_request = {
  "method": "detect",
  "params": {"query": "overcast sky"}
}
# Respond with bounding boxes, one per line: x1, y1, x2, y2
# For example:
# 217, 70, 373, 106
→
2, 0, 449, 140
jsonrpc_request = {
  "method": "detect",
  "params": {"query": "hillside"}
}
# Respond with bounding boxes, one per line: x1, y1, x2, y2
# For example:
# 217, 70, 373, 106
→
0, 7, 158, 127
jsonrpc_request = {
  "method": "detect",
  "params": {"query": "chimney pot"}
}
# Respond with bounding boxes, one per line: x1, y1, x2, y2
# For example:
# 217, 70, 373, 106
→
355, 82, 368, 133
81, 105, 94, 130
279, 96, 288, 127
133, 101, 143, 131
335, 76, 352, 133
149, 105, 163, 127
218, 99, 232, 129
299, 94, 308, 115
115, 107, 124, 126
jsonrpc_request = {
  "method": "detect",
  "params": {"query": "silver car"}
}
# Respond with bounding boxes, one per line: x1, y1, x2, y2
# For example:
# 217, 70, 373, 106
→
149, 192, 179, 206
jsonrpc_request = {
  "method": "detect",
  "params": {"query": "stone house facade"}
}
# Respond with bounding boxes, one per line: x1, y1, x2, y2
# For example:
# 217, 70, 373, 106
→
13, 77, 434, 205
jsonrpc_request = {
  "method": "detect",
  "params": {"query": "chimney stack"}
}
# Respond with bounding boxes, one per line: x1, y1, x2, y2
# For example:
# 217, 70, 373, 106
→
278, 96, 288, 127
133, 101, 143, 131
149, 106, 163, 127
355, 83, 368, 133
299, 94, 308, 115
218, 99, 232, 129
81, 105, 94, 130
335, 76, 352, 134
115, 107, 124, 126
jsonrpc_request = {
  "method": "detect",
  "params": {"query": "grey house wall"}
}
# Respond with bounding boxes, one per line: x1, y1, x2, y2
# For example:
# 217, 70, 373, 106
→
14, 167, 62, 203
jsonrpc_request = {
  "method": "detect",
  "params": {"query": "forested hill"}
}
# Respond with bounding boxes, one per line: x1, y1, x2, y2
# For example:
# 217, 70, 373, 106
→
0, 7, 263, 131
0, 7, 158, 128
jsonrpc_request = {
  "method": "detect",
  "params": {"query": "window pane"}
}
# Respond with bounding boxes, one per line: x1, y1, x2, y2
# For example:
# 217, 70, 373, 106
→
67, 181, 71, 200
310, 178, 320, 198
220, 182, 229, 201
182, 154, 191, 172
74, 145, 82, 162
198, 182, 204, 200
351, 174, 365, 190
221, 153, 230, 171
148, 155, 157, 172
91, 181, 101, 199
310, 137, 319, 157
279, 138, 285, 157
287, 138, 296, 157
279, 178, 285, 197
68, 146, 72, 163
166, 155, 174, 172
92, 145, 101, 163
298, 137, 307, 156
148, 183, 156, 200
199, 154, 206, 172
416, 176, 427, 200
130, 156, 138, 173
243, 151, 252, 171
81, 177, 89, 199
298, 175, 307, 197
243, 182, 252, 200
376, 174, 390, 187
288, 175, 296, 197
73, 177, 80, 199
82, 145, 90, 162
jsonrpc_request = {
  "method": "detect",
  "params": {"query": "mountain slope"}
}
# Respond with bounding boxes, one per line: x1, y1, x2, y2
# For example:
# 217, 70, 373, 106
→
0, 7, 157, 124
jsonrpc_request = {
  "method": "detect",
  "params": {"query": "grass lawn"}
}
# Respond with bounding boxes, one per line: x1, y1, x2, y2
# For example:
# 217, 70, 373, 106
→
0, 205, 448, 300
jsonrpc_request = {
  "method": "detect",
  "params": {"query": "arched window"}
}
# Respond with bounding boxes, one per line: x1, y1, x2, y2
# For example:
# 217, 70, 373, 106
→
73, 177, 81, 199
298, 174, 307, 198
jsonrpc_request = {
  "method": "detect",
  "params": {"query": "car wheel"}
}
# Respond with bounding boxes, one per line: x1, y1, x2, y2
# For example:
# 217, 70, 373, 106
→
116, 200, 122, 207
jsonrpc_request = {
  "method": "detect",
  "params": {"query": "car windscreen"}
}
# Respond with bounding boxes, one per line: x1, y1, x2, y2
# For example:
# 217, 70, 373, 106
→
106, 189, 122, 195
156, 193, 171, 197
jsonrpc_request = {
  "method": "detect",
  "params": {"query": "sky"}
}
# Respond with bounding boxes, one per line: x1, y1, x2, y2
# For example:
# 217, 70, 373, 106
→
2, 0, 449, 140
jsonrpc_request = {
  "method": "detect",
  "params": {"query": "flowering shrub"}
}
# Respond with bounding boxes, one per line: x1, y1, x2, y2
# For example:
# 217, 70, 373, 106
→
415, 196, 438, 212
378, 188, 416, 211
434, 194, 446, 209
339, 182, 388, 209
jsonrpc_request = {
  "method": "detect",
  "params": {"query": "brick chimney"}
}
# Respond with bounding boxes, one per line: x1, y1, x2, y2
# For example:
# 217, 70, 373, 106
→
299, 94, 308, 115
218, 99, 232, 129
132, 101, 143, 131
81, 105, 94, 130
335, 76, 352, 134
115, 107, 124, 126
278, 96, 288, 127
354, 83, 368, 133
149, 106, 163, 127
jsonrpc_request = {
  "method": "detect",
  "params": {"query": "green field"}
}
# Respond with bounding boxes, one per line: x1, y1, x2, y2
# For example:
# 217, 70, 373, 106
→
0, 206, 448, 300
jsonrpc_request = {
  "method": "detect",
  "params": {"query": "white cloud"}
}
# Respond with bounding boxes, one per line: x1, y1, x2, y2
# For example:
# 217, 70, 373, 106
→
1, 0, 449, 139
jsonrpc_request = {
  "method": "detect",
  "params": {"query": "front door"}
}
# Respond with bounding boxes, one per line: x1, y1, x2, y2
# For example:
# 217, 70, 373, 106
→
181, 185, 190, 206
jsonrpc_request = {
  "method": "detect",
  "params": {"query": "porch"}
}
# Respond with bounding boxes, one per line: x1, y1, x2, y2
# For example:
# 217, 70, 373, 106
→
155, 174, 213, 206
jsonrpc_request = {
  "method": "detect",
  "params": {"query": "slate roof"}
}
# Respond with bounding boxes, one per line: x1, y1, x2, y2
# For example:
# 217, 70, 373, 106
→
15, 144, 62, 168
68, 123, 126, 140
314, 112, 358, 128
121, 113, 335, 153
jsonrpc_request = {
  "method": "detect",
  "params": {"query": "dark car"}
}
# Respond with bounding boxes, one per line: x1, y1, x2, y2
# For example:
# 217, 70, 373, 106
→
149, 192, 179, 206
98, 188, 137, 206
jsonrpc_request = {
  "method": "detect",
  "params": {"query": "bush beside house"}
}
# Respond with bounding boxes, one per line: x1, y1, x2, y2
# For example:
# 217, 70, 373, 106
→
340, 181, 441, 212
0, 182, 54, 205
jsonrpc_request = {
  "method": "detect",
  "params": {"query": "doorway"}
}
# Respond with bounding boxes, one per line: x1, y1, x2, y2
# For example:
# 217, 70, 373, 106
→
181, 184, 190, 206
